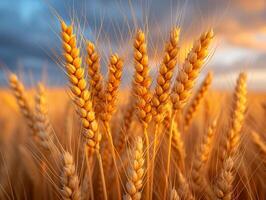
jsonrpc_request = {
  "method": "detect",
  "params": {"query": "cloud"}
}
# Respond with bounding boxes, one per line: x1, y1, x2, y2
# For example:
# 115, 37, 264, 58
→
0, 0, 265, 90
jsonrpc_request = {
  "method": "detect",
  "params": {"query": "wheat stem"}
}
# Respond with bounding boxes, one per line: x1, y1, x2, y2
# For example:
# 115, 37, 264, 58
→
150, 123, 159, 199
104, 123, 122, 200
163, 110, 176, 200
96, 151, 108, 200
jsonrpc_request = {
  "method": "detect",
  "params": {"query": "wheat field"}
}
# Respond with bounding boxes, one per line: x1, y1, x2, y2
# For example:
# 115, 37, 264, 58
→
0, 18, 265, 200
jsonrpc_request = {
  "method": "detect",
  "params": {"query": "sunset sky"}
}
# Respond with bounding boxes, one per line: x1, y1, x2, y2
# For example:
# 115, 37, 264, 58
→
0, 0, 265, 90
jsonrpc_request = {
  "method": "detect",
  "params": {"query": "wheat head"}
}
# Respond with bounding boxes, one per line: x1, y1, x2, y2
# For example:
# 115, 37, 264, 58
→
171, 30, 214, 113
61, 21, 101, 154
123, 137, 145, 200
61, 152, 81, 200
152, 27, 180, 123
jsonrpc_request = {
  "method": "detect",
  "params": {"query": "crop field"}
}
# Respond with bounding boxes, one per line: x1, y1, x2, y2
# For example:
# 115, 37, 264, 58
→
0, 1, 266, 200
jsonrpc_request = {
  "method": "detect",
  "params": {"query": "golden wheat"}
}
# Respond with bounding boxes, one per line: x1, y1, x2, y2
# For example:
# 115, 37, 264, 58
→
60, 152, 81, 200
9, 74, 36, 135
61, 21, 101, 154
123, 137, 145, 200
184, 72, 213, 130
86, 41, 105, 116
34, 83, 54, 152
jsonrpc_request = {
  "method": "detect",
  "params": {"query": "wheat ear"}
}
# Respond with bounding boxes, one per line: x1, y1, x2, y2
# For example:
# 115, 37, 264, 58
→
60, 21, 101, 154
251, 131, 266, 163
101, 54, 124, 199
34, 83, 54, 152
170, 188, 180, 200
9, 73, 36, 135
133, 29, 153, 199
86, 41, 105, 116
115, 96, 135, 153
184, 72, 213, 131
133, 29, 152, 127
123, 137, 145, 200
176, 168, 195, 200
213, 157, 234, 200
171, 30, 214, 112
191, 119, 217, 199
61, 21, 106, 200
101, 53, 124, 124
219, 72, 247, 163
152, 27, 180, 123
60, 152, 81, 200
164, 30, 214, 200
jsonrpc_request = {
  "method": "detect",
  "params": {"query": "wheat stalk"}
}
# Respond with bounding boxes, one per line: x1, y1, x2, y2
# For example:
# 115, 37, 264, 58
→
100, 53, 124, 199
9, 73, 36, 135
170, 188, 180, 200
60, 152, 81, 200
133, 29, 152, 127
191, 119, 217, 199
219, 72, 247, 163
176, 168, 195, 200
34, 83, 54, 152
61, 20, 106, 200
101, 54, 124, 124
115, 96, 135, 153
133, 29, 153, 199
123, 136, 145, 200
184, 72, 213, 131
163, 30, 214, 199
171, 30, 214, 112
213, 157, 234, 200
152, 27, 180, 123
60, 20, 101, 155
86, 41, 105, 117
251, 131, 266, 163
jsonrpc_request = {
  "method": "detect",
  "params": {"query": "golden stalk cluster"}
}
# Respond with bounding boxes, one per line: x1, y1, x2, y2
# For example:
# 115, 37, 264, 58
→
4, 18, 266, 200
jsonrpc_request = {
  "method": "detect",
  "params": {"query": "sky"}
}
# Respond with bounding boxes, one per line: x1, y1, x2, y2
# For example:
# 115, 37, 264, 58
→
0, 0, 265, 90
